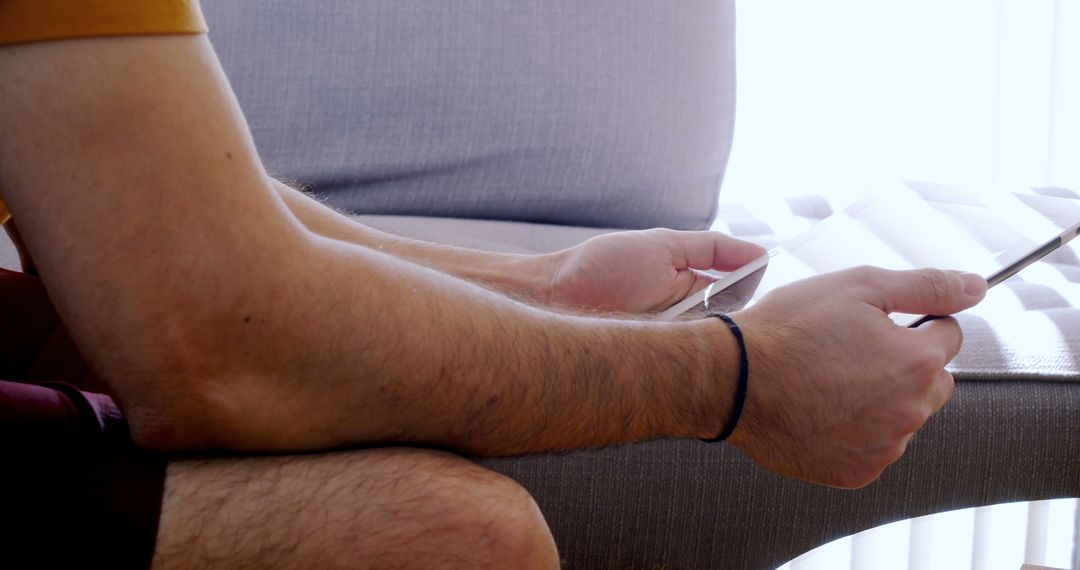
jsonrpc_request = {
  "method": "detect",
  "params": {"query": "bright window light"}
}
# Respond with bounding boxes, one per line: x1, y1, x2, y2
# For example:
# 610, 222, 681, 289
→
721, 0, 1080, 209
726, 5, 1080, 565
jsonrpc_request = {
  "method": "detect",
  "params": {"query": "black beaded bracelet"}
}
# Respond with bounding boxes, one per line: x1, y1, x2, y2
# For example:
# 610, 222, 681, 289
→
702, 312, 748, 442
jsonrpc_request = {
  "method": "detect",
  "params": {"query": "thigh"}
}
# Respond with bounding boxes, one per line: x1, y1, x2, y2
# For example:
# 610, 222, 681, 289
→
152, 448, 559, 570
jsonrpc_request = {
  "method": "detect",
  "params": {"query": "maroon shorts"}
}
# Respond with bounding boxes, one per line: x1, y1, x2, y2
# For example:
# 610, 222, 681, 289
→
1, 268, 166, 569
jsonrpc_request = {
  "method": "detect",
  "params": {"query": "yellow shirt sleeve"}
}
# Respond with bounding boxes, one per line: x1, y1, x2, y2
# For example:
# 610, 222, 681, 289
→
0, 0, 207, 47
0, 0, 208, 225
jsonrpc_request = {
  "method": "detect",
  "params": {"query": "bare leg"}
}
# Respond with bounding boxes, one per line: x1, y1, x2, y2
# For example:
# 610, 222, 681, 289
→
152, 448, 559, 569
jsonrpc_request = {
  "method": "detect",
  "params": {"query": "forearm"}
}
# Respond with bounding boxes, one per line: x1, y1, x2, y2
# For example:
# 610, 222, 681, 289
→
273, 180, 554, 303
156, 230, 737, 455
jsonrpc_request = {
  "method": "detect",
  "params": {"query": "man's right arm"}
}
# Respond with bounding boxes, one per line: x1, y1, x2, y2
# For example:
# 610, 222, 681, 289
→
0, 35, 738, 455
0, 34, 986, 487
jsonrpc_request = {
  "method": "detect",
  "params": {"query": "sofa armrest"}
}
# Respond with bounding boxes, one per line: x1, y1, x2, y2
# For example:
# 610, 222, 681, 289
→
481, 380, 1080, 569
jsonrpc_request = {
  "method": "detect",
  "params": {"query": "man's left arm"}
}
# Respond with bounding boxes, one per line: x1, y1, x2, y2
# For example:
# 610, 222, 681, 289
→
4, 173, 763, 314
272, 181, 765, 313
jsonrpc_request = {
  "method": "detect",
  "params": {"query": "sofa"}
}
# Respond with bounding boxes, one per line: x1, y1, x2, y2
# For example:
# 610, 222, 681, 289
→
5, 2, 1075, 568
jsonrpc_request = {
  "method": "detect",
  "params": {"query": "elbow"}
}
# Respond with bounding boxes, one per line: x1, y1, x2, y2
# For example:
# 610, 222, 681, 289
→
108, 325, 287, 453
126, 378, 299, 453
91, 320, 255, 452
116, 247, 320, 453
118, 351, 316, 453
127, 412, 216, 453
121, 371, 252, 453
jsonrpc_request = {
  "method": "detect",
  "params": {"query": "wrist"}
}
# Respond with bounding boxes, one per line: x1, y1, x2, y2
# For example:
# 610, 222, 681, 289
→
478, 252, 559, 304
666, 318, 743, 441
700, 317, 743, 440
547, 316, 740, 446
701, 312, 749, 442
510, 250, 562, 307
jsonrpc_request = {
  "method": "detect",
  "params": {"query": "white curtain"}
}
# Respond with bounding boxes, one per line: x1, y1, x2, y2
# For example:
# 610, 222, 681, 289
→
721, 0, 1080, 208
723, 2, 1080, 568
778, 499, 1079, 570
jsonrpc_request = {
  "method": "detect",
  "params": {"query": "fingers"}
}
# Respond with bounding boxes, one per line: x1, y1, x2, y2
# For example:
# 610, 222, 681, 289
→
900, 319, 958, 433
928, 368, 956, 415
852, 267, 987, 316
676, 268, 719, 300
910, 314, 965, 361
889, 316, 960, 420
909, 318, 960, 415
664, 230, 766, 272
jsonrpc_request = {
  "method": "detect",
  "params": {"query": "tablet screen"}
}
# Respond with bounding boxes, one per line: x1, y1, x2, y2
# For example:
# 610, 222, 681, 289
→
661, 182, 1080, 324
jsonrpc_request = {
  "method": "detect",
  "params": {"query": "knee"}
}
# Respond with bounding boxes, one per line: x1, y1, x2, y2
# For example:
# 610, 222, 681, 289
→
475, 471, 560, 570
407, 451, 560, 570
156, 449, 559, 570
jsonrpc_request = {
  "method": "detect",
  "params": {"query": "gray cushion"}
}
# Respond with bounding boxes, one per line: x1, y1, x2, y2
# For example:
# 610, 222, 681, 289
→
356, 214, 616, 254
481, 380, 1080, 570
204, 1, 736, 230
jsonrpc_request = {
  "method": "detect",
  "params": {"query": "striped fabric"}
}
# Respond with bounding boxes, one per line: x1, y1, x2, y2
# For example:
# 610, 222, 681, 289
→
712, 187, 1080, 383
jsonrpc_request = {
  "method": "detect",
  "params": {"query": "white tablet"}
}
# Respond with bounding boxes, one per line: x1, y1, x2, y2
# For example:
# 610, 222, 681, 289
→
660, 182, 1080, 327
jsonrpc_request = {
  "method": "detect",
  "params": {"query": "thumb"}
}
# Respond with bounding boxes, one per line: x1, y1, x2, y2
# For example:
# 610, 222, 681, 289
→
667, 230, 767, 271
672, 267, 720, 303
855, 267, 988, 315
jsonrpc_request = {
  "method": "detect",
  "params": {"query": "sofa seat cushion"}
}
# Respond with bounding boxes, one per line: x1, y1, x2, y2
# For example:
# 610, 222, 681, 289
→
356, 215, 617, 255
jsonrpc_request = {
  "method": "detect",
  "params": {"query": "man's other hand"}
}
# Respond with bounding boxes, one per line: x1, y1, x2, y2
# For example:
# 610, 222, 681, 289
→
728, 266, 988, 488
544, 229, 766, 314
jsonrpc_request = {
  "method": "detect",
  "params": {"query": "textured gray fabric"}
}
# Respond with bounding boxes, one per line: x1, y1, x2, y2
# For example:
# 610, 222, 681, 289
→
203, 1, 735, 230
480, 381, 1080, 570
952, 307, 1080, 381
356, 214, 617, 254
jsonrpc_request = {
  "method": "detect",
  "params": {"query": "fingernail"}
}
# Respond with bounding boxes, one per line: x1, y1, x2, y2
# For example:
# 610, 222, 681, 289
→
960, 273, 986, 296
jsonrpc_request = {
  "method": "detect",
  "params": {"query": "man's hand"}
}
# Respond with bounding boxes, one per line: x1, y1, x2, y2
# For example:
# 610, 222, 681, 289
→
271, 193, 766, 316
728, 266, 987, 488
544, 229, 766, 313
